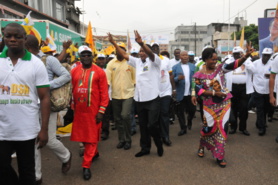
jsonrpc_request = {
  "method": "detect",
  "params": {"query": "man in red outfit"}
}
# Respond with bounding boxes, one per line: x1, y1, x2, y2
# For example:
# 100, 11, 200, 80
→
71, 45, 109, 180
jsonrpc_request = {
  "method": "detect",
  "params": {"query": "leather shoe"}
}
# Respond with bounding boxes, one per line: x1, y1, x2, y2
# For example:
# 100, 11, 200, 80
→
117, 142, 125, 149
62, 152, 72, 174
135, 150, 150, 157
157, 145, 164, 157
131, 130, 136, 136
124, 143, 131, 150
162, 137, 172, 146
188, 122, 192, 130
229, 129, 236, 134
276, 136, 278, 143
83, 168, 91, 180
178, 129, 186, 136
36, 178, 42, 185
258, 129, 266, 136
101, 133, 109, 140
240, 130, 250, 136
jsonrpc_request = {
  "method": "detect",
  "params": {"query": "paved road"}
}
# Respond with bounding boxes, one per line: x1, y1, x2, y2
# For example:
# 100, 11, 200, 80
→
12, 111, 278, 185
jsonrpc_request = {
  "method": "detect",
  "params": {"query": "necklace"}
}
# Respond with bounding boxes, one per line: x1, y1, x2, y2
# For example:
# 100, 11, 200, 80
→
204, 65, 216, 87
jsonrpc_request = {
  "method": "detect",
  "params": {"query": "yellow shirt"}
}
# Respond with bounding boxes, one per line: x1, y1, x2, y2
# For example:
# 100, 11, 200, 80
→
106, 58, 135, 99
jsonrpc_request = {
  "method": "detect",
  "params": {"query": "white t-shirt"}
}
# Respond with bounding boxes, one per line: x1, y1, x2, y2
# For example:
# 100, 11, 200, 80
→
270, 53, 278, 93
252, 58, 273, 94
159, 56, 172, 97
181, 63, 190, 96
170, 58, 180, 69
0, 50, 50, 141
231, 66, 247, 84
128, 54, 161, 102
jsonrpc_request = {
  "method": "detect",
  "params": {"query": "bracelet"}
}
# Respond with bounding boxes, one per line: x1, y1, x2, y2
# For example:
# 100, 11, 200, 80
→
212, 90, 215, 96
192, 91, 196, 96
173, 89, 176, 92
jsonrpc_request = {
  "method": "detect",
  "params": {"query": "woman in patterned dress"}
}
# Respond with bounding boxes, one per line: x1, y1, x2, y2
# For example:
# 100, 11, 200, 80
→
191, 43, 253, 168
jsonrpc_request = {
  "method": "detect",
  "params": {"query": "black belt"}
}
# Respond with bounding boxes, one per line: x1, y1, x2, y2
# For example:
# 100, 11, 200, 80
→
232, 83, 245, 85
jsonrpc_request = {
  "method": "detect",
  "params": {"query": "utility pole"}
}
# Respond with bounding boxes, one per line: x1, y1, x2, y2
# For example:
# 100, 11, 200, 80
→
194, 22, 197, 55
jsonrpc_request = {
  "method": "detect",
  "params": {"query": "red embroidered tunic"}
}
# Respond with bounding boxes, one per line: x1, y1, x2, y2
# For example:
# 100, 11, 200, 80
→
70, 64, 109, 143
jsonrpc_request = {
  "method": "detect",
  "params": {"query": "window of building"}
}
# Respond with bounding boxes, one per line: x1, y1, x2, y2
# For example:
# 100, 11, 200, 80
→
28, 0, 39, 10
42, 1, 53, 16
181, 31, 189, 34
200, 31, 207, 34
181, 38, 189, 42
55, 2, 64, 20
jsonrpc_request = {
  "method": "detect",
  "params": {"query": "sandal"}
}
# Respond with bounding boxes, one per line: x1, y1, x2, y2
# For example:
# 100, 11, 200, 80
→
197, 148, 204, 158
217, 159, 227, 168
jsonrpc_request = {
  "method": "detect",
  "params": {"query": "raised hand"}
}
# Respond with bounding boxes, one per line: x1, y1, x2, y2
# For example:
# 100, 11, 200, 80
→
246, 41, 254, 56
107, 32, 116, 45
134, 30, 143, 45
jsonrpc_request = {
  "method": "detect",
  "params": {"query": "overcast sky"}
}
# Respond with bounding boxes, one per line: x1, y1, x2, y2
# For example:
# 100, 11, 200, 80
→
75, 0, 276, 37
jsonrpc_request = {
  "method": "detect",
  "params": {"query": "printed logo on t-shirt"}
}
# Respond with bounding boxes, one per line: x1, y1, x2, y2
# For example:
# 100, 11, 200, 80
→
143, 66, 148, 72
0, 84, 32, 105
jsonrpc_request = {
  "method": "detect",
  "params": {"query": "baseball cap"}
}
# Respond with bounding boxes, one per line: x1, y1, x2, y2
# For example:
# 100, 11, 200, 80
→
109, 54, 116, 58
232, 46, 243, 53
78, 45, 92, 54
117, 42, 126, 49
130, 47, 139, 54
97, 53, 106, 58
188, 51, 195, 56
262, 48, 273, 55
41, 46, 55, 53
151, 42, 159, 47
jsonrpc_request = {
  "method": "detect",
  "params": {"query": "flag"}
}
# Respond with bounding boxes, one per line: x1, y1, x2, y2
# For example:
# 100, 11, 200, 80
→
21, 11, 34, 35
85, 21, 95, 53
1, 5, 5, 15
239, 27, 244, 48
104, 45, 115, 55
127, 30, 132, 53
46, 32, 57, 51
233, 32, 236, 47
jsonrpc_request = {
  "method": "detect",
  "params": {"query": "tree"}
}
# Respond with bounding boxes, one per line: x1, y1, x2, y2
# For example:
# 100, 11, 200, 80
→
232, 24, 258, 50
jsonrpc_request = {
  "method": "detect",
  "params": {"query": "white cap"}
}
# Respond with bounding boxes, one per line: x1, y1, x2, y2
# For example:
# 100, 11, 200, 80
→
78, 45, 92, 54
130, 47, 139, 54
262, 48, 273, 55
151, 42, 159, 47
188, 51, 195, 56
232, 46, 243, 53
109, 54, 115, 58
97, 53, 106, 58
202, 45, 213, 51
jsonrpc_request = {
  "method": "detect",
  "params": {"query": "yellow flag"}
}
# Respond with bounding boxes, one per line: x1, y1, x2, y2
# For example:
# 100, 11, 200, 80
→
233, 32, 236, 47
85, 22, 95, 53
239, 27, 244, 48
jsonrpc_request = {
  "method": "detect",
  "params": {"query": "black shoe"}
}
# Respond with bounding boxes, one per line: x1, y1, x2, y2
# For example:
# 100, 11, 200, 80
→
240, 130, 250, 136
131, 130, 137, 136
157, 145, 164, 157
178, 129, 186, 136
268, 117, 273, 122
162, 137, 172, 146
92, 152, 99, 162
170, 121, 174, 125
258, 129, 266, 136
229, 129, 236, 134
117, 142, 126, 149
123, 143, 131, 150
83, 168, 91, 180
216, 159, 227, 168
135, 150, 150, 157
101, 133, 109, 140
188, 122, 192, 130
36, 178, 42, 185
276, 136, 278, 143
62, 152, 72, 174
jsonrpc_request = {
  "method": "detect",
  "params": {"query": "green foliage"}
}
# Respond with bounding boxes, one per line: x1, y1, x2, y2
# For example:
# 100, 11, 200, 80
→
231, 24, 258, 50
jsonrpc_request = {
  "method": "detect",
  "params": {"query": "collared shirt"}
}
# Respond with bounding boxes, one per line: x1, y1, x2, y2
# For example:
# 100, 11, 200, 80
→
106, 58, 135, 99
159, 56, 172, 97
270, 53, 278, 92
128, 54, 161, 102
252, 58, 273, 94
0, 49, 50, 140
170, 58, 180, 69
181, 63, 190, 95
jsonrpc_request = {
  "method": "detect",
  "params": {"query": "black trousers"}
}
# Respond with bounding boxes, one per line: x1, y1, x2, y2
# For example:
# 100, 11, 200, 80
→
230, 84, 249, 131
176, 95, 196, 130
159, 95, 171, 138
254, 91, 270, 130
136, 97, 162, 152
102, 100, 112, 135
0, 138, 36, 185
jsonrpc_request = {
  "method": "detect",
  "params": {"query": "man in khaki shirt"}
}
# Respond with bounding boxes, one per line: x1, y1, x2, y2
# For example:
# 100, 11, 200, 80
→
106, 42, 135, 150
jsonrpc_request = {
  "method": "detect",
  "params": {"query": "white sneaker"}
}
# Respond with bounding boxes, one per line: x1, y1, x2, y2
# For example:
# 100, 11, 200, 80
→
248, 110, 255, 114
11, 153, 17, 158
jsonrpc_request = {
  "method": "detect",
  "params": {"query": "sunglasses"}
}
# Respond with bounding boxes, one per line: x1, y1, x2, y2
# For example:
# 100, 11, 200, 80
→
80, 54, 92, 57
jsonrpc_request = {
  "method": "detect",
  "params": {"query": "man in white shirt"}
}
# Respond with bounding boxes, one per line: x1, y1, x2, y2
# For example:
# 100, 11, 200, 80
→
0, 23, 50, 185
248, 48, 273, 136
151, 43, 172, 146
228, 47, 251, 136
108, 31, 164, 157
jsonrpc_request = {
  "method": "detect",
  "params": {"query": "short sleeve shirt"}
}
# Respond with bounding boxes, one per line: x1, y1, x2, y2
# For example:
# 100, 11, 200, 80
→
0, 49, 50, 140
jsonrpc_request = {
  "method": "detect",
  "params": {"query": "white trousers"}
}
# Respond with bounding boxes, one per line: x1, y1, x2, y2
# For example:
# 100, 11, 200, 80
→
35, 112, 70, 180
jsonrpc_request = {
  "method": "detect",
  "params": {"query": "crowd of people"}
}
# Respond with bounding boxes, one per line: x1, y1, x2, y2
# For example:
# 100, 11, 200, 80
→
0, 22, 278, 185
